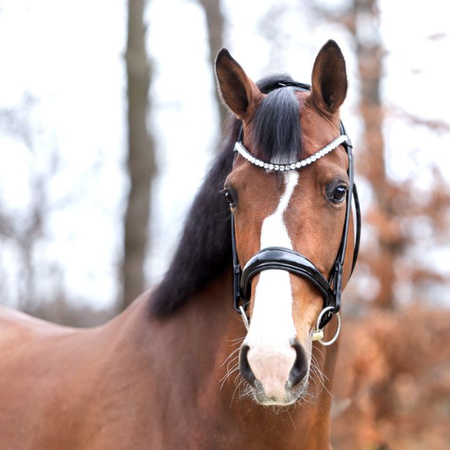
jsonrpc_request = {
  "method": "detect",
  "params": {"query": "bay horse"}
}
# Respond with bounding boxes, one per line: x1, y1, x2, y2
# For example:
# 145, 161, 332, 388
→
0, 40, 360, 449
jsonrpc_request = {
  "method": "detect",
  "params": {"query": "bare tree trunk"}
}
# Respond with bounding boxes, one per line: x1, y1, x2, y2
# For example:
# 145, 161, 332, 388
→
198, 0, 228, 129
350, 0, 397, 309
122, 0, 156, 309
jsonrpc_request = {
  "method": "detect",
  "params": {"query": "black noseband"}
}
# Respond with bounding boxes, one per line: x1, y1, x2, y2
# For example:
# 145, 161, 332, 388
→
240, 247, 333, 305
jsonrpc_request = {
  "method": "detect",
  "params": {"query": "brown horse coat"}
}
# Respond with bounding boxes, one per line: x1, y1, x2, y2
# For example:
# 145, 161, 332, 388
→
0, 40, 355, 449
0, 279, 334, 449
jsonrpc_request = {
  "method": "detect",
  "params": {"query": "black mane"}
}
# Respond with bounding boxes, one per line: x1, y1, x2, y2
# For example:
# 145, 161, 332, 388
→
151, 75, 304, 317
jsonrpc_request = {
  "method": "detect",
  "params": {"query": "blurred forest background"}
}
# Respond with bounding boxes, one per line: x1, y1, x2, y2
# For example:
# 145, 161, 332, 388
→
1, 0, 450, 447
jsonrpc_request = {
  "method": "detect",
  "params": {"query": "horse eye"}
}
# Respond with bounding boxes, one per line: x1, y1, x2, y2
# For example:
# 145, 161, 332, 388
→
328, 185, 348, 204
223, 189, 236, 208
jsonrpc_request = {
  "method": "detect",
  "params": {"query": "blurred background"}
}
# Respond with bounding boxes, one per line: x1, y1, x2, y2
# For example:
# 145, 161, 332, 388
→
1, 0, 449, 447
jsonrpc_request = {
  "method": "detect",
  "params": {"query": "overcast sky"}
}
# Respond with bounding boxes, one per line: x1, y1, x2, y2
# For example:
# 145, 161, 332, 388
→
0, 0, 449, 309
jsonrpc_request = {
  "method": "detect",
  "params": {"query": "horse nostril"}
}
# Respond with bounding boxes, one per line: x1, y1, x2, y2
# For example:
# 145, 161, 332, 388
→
289, 339, 308, 387
239, 344, 256, 387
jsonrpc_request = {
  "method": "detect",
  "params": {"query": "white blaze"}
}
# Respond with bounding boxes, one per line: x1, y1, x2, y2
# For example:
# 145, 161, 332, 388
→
244, 171, 299, 397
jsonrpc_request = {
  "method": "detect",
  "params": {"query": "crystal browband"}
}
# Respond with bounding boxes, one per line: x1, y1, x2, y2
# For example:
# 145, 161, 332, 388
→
234, 135, 350, 171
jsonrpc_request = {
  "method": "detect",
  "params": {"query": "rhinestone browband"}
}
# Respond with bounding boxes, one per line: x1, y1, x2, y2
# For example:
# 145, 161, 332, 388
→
234, 135, 350, 171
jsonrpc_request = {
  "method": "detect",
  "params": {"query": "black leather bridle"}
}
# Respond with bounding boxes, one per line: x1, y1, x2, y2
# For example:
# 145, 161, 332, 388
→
231, 82, 361, 334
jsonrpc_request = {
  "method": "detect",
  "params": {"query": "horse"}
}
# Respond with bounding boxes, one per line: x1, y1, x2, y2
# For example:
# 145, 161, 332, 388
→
0, 40, 360, 449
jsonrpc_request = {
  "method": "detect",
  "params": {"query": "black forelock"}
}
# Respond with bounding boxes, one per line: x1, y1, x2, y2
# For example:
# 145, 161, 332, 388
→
251, 75, 303, 165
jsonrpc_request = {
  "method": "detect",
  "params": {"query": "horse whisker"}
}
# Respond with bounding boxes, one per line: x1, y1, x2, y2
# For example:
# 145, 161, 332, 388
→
220, 346, 241, 368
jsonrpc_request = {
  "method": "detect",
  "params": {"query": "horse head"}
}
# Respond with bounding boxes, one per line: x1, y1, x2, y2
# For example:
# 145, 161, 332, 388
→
216, 40, 359, 406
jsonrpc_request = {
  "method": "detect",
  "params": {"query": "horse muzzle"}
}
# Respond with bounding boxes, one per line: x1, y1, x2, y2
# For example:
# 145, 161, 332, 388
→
239, 338, 309, 406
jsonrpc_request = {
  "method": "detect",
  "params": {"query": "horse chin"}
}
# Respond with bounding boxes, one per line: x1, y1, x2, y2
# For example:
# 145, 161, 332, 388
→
249, 377, 309, 407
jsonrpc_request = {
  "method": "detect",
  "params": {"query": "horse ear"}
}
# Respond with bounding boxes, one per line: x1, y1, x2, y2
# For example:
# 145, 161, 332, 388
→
215, 48, 262, 120
310, 40, 347, 114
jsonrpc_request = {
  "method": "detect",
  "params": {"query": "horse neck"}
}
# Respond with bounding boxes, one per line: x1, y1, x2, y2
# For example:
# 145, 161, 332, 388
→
157, 269, 338, 448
